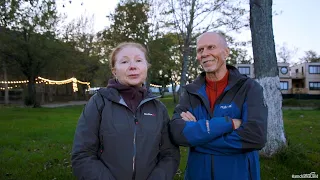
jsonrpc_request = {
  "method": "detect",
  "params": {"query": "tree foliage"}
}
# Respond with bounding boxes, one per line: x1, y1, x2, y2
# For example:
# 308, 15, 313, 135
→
0, 0, 59, 106
300, 50, 320, 63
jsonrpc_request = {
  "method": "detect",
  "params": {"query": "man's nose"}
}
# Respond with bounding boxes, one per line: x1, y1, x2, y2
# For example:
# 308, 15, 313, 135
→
201, 49, 209, 58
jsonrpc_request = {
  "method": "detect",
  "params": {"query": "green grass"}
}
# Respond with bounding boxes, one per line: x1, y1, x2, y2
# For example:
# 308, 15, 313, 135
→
260, 110, 320, 180
0, 106, 82, 180
0, 98, 319, 180
282, 98, 320, 108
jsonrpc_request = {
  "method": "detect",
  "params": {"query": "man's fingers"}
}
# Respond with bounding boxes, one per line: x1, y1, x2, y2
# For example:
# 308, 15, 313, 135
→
232, 118, 242, 129
180, 112, 196, 122
185, 112, 195, 121
186, 111, 196, 121
180, 112, 190, 121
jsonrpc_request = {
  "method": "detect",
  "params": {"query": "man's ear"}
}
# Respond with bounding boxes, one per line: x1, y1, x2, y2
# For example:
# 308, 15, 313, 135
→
112, 68, 116, 77
224, 48, 230, 59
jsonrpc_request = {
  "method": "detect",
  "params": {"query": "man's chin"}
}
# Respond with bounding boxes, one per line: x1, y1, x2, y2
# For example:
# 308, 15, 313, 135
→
204, 68, 217, 73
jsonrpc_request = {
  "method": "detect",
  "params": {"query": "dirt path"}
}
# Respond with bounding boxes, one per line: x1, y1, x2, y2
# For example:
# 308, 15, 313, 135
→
41, 101, 87, 108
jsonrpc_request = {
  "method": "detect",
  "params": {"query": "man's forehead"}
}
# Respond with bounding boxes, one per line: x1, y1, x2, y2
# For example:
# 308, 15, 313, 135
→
197, 43, 216, 49
197, 32, 227, 48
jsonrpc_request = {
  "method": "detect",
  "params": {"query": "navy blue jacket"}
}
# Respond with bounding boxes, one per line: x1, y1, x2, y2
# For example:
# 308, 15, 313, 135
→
169, 65, 267, 180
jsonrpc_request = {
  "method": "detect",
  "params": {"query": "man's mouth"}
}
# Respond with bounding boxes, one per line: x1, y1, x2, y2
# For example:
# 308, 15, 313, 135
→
202, 59, 215, 64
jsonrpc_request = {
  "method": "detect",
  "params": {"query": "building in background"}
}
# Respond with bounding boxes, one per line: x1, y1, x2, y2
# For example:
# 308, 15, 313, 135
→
235, 62, 320, 98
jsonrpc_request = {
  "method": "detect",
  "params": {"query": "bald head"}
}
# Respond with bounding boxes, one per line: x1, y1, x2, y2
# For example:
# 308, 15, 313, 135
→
197, 32, 228, 48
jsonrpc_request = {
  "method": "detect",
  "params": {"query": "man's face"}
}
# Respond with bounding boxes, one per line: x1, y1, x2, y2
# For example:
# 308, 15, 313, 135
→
196, 33, 229, 73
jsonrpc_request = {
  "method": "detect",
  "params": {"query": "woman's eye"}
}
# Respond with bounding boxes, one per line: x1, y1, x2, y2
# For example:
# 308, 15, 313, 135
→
136, 59, 142, 62
121, 61, 128, 64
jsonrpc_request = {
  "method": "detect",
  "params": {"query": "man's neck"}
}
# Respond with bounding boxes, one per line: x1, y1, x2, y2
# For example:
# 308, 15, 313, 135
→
206, 66, 228, 81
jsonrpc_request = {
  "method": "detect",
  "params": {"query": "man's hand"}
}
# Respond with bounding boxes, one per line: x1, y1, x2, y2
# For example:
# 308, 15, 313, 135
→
232, 119, 242, 129
181, 112, 242, 129
180, 111, 197, 122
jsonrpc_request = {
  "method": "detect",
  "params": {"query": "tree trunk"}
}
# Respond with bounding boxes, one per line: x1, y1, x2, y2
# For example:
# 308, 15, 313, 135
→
26, 77, 40, 107
180, 46, 189, 96
48, 85, 53, 102
41, 82, 45, 104
3, 61, 9, 105
179, 0, 196, 97
250, 0, 286, 156
170, 73, 177, 104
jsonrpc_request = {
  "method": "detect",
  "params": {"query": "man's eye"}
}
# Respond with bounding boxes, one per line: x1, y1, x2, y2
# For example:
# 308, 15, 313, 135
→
208, 45, 215, 49
197, 48, 203, 53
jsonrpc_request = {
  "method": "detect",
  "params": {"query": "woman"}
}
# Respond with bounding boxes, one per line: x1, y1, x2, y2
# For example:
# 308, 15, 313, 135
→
71, 42, 180, 180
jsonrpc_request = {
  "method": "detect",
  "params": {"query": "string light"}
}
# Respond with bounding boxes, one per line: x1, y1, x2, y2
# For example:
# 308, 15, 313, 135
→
149, 84, 179, 88
0, 80, 29, 84
0, 87, 13, 90
150, 84, 162, 88
37, 76, 74, 85
77, 80, 90, 85
0, 77, 90, 92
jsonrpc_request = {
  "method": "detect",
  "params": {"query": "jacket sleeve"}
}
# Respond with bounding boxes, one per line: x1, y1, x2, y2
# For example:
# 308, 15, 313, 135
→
71, 94, 116, 180
195, 82, 268, 155
147, 105, 180, 180
169, 90, 234, 147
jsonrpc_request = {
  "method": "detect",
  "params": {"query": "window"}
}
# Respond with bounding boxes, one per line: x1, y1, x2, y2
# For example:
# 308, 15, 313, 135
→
295, 69, 299, 73
280, 81, 288, 90
280, 67, 288, 74
238, 67, 250, 75
309, 65, 320, 74
309, 82, 320, 90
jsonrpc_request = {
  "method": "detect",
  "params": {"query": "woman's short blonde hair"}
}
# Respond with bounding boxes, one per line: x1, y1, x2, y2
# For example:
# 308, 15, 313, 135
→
109, 42, 148, 69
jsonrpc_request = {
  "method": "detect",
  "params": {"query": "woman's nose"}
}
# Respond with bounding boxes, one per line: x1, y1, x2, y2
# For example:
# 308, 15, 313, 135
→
128, 60, 137, 69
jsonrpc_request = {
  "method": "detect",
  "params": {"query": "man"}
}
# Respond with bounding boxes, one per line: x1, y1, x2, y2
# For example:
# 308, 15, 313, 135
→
169, 32, 267, 180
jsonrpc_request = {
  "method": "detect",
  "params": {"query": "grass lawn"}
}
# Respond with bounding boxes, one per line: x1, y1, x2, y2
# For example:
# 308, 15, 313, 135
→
282, 98, 320, 108
0, 98, 319, 180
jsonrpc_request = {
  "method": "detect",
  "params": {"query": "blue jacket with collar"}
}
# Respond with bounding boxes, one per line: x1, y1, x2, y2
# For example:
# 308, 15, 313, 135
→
169, 65, 268, 180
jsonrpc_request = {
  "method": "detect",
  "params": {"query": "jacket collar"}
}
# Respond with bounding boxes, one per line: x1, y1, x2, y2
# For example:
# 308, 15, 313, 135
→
185, 64, 248, 94
97, 87, 158, 105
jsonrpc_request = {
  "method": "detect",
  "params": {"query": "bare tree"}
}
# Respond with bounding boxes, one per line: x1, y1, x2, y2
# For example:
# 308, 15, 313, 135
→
250, 0, 286, 156
277, 43, 298, 63
159, 0, 247, 95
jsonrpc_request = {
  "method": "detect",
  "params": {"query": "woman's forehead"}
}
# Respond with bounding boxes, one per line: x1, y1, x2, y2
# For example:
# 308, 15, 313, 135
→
116, 46, 145, 57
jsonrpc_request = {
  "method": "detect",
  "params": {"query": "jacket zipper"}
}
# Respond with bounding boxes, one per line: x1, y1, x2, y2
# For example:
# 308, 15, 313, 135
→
99, 135, 104, 159
131, 97, 158, 179
112, 96, 159, 180
132, 115, 138, 179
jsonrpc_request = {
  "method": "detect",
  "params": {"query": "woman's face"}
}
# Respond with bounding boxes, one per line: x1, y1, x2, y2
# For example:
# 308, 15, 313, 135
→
112, 46, 148, 87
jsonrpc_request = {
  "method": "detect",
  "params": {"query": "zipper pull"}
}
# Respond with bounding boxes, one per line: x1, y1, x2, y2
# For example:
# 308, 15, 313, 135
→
134, 116, 139, 125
